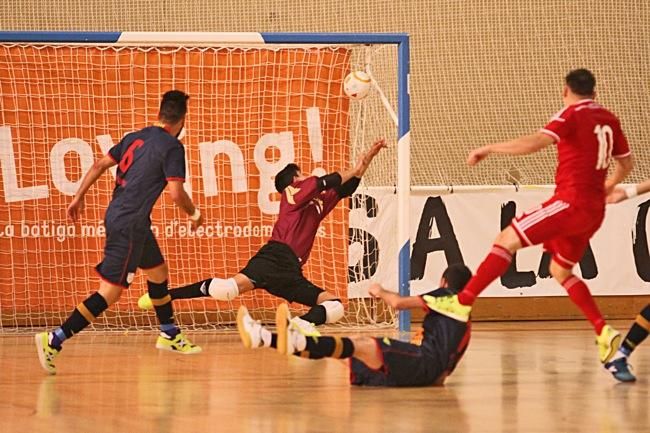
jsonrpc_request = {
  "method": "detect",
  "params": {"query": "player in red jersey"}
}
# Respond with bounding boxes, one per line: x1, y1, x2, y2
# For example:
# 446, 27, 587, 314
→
425, 69, 634, 364
137, 139, 387, 334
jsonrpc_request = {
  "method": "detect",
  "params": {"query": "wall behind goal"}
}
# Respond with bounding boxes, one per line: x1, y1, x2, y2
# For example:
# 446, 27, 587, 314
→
1, 0, 648, 187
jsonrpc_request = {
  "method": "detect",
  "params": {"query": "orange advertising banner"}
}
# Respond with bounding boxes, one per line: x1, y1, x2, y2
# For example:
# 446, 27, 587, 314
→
0, 45, 351, 327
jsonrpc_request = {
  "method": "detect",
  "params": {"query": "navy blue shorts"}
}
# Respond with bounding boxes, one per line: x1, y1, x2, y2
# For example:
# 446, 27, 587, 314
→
349, 338, 443, 387
95, 226, 164, 288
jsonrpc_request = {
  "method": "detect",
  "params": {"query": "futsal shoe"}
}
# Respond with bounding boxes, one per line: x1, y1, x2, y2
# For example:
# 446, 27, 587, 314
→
290, 316, 321, 337
596, 325, 621, 364
34, 332, 60, 375
237, 305, 266, 349
605, 357, 636, 383
275, 304, 308, 356
137, 293, 154, 310
422, 294, 472, 322
156, 332, 202, 354
275, 303, 290, 355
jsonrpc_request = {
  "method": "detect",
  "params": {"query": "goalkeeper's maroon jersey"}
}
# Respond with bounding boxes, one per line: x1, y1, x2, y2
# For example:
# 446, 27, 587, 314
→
270, 176, 341, 265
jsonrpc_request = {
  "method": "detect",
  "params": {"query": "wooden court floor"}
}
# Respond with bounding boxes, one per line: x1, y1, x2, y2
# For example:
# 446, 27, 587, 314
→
0, 321, 648, 433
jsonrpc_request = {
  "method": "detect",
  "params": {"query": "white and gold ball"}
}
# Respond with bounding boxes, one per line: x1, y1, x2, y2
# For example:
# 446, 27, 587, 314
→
343, 71, 371, 100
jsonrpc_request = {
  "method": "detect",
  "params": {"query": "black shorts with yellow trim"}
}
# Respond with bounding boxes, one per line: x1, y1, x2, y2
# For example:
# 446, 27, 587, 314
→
349, 337, 443, 387
95, 225, 164, 288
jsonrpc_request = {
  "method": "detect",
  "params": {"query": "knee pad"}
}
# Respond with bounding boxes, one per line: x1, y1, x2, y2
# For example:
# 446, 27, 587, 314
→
321, 300, 344, 324
208, 278, 239, 301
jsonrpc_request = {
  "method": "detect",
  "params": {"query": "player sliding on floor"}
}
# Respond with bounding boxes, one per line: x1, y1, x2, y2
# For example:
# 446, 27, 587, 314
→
424, 68, 635, 365
236, 264, 473, 387
138, 138, 387, 334
35, 91, 203, 375
603, 178, 650, 382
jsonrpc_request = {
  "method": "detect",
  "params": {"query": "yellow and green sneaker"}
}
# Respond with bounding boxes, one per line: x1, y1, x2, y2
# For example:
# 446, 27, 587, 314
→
155, 332, 202, 354
34, 332, 60, 375
422, 294, 472, 322
137, 293, 154, 310
289, 316, 320, 337
596, 325, 621, 364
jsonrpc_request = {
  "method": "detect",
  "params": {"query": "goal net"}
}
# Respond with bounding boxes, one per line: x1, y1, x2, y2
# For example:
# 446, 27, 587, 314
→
0, 33, 405, 331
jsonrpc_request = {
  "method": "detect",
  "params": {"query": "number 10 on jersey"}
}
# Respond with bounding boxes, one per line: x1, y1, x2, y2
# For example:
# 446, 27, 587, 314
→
594, 124, 613, 170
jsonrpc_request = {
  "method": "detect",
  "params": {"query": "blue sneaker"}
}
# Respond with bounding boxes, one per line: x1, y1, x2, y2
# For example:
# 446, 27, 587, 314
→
605, 357, 636, 383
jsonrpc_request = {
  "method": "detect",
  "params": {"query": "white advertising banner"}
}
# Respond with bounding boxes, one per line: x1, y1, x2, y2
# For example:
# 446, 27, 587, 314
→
347, 186, 650, 298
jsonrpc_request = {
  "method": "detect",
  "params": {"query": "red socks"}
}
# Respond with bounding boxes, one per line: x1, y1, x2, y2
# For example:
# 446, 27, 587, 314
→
562, 276, 605, 334
456, 244, 606, 336
458, 245, 512, 306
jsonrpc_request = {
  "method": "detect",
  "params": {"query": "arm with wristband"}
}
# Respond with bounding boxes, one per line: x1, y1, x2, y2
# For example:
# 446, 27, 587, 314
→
607, 177, 650, 204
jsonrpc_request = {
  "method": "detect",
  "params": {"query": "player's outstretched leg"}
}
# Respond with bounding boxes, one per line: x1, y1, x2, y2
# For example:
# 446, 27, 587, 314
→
138, 278, 215, 310
297, 298, 344, 334
275, 304, 354, 359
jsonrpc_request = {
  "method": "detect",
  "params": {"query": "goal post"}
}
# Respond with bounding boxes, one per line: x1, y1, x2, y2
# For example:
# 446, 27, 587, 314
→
0, 31, 411, 332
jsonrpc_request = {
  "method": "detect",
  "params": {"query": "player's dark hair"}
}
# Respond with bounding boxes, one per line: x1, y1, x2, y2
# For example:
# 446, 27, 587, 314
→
565, 69, 596, 96
159, 90, 189, 124
442, 264, 472, 294
275, 163, 300, 193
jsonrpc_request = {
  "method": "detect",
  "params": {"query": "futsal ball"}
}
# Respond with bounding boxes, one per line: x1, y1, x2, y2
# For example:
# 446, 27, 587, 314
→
343, 71, 372, 100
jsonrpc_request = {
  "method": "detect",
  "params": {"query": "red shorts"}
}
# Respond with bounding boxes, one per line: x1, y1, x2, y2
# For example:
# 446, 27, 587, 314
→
511, 195, 604, 269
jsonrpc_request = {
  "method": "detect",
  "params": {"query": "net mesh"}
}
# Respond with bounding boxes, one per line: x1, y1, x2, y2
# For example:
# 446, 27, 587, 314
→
0, 43, 397, 330
0, 0, 649, 331
1, 0, 647, 186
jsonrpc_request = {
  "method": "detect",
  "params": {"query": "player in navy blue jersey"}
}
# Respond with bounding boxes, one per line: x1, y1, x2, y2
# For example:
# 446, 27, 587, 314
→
237, 264, 473, 387
137, 138, 387, 335
35, 90, 204, 375
603, 178, 650, 382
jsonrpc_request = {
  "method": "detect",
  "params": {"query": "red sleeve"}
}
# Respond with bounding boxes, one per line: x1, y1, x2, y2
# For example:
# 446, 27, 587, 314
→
612, 122, 631, 158
284, 176, 321, 207
539, 107, 573, 143
108, 143, 122, 163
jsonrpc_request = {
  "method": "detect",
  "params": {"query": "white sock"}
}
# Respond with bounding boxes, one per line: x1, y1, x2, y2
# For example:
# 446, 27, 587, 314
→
611, 349, 627, 361
261, 328, 272, 347
290, 330, 307, 352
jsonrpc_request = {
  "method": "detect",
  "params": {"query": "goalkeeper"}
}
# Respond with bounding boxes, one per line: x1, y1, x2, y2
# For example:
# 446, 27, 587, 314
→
138, 138, 386, 334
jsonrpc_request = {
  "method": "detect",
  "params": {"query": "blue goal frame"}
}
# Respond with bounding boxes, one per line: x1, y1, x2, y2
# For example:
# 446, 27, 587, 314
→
0, 31, 412, 332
